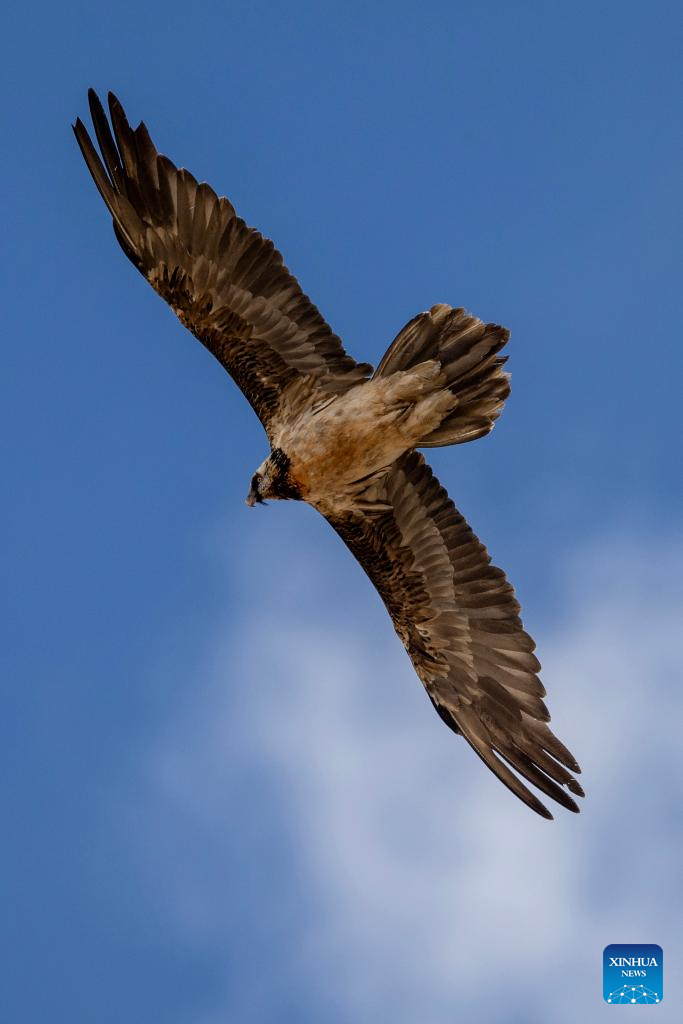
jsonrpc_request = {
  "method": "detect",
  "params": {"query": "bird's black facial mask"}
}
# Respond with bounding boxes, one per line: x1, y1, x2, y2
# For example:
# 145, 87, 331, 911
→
246, 473, 265, 506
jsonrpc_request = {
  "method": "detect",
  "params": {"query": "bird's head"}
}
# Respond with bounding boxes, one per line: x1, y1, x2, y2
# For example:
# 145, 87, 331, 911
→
245, 448, 301, 506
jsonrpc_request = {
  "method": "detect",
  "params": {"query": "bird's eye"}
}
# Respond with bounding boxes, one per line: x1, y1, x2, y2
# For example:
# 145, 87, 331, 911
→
250, 473, 261, 491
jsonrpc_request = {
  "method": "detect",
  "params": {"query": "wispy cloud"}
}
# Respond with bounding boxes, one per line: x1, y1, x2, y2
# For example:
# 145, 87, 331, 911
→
138, 529, 683, 1023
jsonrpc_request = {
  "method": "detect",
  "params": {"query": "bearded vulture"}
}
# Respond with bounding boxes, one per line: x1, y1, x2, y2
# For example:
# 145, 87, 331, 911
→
73, 90, 583, 819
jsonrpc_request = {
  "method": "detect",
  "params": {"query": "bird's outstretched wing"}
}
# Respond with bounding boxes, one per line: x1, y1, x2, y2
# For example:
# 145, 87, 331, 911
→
325, 450, 584, 818
73, 90, 371, 436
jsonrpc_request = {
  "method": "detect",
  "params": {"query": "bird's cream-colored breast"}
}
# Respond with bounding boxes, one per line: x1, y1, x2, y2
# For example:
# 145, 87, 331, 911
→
277, 365, 457, 508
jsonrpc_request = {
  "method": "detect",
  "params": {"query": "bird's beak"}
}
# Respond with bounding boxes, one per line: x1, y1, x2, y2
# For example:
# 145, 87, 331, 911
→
245, 488, 264, 507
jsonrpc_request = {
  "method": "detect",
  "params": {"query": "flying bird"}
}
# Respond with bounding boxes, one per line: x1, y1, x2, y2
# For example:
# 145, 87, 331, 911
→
73, 90, 584, 819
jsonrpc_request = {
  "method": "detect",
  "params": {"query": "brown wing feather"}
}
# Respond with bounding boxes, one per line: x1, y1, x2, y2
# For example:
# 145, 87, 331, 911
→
326, 451, 584, 819
73, 90, 371, 435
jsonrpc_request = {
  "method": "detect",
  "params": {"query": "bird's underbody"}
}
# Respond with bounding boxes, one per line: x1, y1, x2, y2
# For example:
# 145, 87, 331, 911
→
249, 356, 458, 512
74, 90, 584, 819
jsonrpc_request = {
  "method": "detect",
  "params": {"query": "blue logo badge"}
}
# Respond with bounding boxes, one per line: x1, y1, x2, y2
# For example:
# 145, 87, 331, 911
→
603, 944, 663, 1004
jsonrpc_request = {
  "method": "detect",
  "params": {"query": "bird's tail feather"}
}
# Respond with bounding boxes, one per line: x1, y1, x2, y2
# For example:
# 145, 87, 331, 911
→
374, 304, 511, 446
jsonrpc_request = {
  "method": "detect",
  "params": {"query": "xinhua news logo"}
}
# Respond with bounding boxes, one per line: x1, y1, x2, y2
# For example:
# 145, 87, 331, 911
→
603, 944, 663, 1004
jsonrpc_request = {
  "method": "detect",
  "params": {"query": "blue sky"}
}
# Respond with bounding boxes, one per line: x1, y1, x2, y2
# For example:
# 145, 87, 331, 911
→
3, 2, 682, 1021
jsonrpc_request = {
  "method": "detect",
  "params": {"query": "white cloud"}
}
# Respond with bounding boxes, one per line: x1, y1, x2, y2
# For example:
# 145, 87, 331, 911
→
140, 530, 683, 1022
